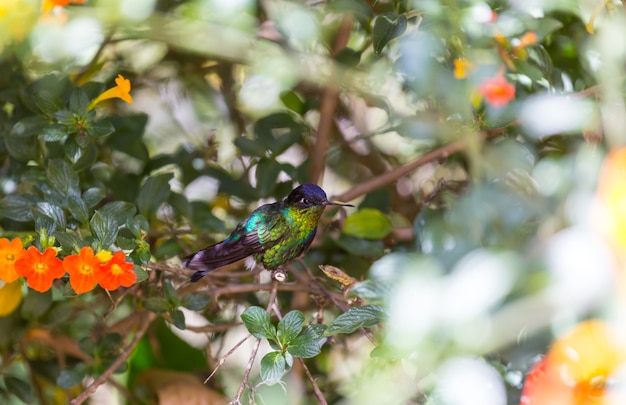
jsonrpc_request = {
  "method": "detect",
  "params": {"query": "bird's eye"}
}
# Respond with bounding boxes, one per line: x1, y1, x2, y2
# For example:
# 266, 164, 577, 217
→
300, 197, 309, 205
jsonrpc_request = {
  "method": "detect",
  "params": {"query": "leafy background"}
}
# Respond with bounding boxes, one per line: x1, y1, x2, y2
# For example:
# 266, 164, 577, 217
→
0, 0, 624, 404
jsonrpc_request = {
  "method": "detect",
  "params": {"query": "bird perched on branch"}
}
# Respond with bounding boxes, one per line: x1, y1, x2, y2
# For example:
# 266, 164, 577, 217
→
184, 183, 354, 282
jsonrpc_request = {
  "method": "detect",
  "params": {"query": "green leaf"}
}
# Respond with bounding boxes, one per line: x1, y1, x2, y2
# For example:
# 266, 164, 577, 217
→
280, 91, 305, 114
67, 196, 90, 224
88, 120, 115, 137
170, 309, 186, 330
98, 201, 137, 228
69, 88, 90, 116
277, 310, 304, 346
46, 159, 80, 197
98, 333, 122, 353
4, 135, 38, 161
181, 293, 210, 311
63, 137, 84, 164
534, 17, 564, 41
335, 235, 385, 257
57, 363, 87, 389
163, 280, 178, 304
136, 173, 173, 218
133, 265, 149, 283
343, 208, 393, 240
89, 211, 119, 248
260, 351, 289, 384
10, 116, 48, 138
21, 290, 53, 319
301, 324, 327, 341
324, 305, 385, 336
234, 137, 267, 157
55, 232, 84, 253
348, 279, 389, 305
373, 13, 407, 55
82, 187, 105, 208
5, 376, 32, 403
54, 110, 75, 125
241, 306, 276, 340
34, 202, 66, 229
0, 194, 37, 221
39, 124, 69, 142
287, 334, 321, 358
144, 297, 170, 314
255, 159, 282, 198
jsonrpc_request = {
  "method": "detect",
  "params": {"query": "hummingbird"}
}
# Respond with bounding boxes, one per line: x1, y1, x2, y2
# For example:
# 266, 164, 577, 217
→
184, 183, 354, 282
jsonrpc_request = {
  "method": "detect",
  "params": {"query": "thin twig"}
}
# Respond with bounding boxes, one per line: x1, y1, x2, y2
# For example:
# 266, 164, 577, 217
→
204, 335, 252, 384
70, 312, 156, 405
232, 281, 280, 403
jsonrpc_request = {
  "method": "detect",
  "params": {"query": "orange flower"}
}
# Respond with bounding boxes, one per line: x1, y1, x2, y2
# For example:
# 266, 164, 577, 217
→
478, 74, 515, 108
515, 31, 538, 51
88, 74, 133, 109
63, 246, 103, 294
0, 238, 26, 283
520, 320, 626, 405
15, 246, 65, 293
453, 58, 472, 79
96, 251, 136, 290
41, 0, 85, 13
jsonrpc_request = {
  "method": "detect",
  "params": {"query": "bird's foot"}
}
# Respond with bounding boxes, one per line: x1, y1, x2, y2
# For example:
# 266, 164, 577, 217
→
270, 269, 287, 282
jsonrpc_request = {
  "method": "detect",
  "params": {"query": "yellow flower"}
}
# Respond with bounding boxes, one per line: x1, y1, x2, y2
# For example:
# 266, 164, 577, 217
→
88, 74, 133, 110
594, 147, 626, 250
0, 281, 23, 317
453, 58, 472, 80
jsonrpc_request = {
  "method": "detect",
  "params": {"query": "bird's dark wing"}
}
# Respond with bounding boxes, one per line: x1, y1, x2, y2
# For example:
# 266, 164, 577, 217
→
185, 204, 287, 282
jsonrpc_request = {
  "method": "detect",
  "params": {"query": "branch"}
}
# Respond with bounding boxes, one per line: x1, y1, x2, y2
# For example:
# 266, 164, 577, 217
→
336, 128, 507, 202
232, 281, 280, 403
309, 15, 354, 183
70, 311, 156, 405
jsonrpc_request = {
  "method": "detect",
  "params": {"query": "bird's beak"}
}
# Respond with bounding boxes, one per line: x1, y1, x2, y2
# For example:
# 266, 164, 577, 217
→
324, 200, 354, 207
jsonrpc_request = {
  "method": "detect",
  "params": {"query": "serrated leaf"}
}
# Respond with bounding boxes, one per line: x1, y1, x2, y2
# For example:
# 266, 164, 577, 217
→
136, 173, 173, 218
324, 305, 385, 336
170, 309, 186, 330
348, 279, 389, 305
57, 363, 87, 389
277, 310, 304, 345
343, 208, 393, 240
0, 194, 37, 221
260, 351, 288, 384
302, 324, 327, 341
46, 159, 80, 197
241, 306, 276, 340
287, 334, 321, 358
89, 211, 119, 248
5, 376, 32, 403
143, 297, 170, 314
373, 13, 407, 55
181, 293, 210, 311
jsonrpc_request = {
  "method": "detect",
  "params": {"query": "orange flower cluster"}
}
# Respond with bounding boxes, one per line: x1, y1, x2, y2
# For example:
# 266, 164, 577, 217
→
520, 320, 626, 404
478, 74, 516, 108
0, 238, 136, 294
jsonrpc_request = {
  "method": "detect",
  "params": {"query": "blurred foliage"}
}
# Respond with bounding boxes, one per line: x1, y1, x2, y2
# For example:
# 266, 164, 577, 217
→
1, 0, 625, 404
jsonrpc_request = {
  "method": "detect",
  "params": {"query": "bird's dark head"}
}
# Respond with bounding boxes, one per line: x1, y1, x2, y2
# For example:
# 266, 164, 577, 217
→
286, 183, 354, 209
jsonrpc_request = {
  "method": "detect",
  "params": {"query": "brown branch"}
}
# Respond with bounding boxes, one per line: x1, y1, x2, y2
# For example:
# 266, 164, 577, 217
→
335, 128, 508, 202
204, 335, 252, 384
70, 311, 156, 405
309, 16, 354, 183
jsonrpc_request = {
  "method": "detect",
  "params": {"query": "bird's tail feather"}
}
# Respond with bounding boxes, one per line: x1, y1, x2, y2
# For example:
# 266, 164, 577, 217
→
183, 236, 261, 282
